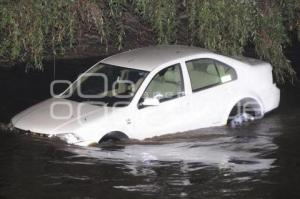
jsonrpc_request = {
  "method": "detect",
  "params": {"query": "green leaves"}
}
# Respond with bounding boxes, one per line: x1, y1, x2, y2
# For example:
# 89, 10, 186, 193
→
133, 0, 177, 43
0, 0, 76, 70
253, 3, 295, 83
0, 0, 299, 83
187, 0, 253, 55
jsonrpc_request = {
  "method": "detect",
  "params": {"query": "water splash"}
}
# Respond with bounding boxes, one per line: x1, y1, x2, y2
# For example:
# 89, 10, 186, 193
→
65, 132, 278, 174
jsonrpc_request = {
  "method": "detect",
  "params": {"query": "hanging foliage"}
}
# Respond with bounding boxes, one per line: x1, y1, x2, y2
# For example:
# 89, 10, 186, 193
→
134, 0, 299, 83
134, 0, 177, 43
0, 0, 77, 70
0, 0, 299, 83
185, 0, 256, 55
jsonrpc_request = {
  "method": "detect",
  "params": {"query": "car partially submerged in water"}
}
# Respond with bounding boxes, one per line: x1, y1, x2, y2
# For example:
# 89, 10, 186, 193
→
11, 45, 280, 146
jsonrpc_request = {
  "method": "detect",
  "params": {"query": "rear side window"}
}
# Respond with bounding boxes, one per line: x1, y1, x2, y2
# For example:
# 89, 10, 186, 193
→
186, 59, 237, 92
215, 61, 237, 83
186, 59, 221, 91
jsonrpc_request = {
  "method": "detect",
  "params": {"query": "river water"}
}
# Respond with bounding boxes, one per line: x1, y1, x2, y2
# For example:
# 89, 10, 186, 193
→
0, 55, 300, 199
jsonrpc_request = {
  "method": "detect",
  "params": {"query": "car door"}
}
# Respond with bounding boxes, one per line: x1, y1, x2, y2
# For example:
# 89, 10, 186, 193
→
184, 58, 238, 129
131, 63, 190, 139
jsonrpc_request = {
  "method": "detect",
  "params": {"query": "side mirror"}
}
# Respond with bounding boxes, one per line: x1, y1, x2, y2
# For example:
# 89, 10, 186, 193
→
141, 97, 160, 107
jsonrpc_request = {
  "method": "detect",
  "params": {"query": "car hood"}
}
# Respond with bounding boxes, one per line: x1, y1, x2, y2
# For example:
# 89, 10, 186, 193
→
11, 98, 112, 135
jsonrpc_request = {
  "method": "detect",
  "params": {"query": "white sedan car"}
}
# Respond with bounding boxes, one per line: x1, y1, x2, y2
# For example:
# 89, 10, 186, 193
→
11, 45, 280, 146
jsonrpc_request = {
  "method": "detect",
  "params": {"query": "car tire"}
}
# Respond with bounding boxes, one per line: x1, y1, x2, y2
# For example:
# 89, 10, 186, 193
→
228, 99, 261, 128
99, 131, 129, 143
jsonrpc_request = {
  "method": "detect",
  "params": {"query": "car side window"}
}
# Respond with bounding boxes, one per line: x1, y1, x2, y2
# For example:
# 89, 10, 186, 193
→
186, 59, 237, 92
215, 61, 237, 83
186, 59, 221, 91
141, 64, 185, 103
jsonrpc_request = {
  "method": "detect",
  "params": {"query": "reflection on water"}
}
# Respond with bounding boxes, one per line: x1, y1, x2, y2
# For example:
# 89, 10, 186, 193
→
69, 133, 278, 173
61, 118, 281, 197
1, 110, 294, 198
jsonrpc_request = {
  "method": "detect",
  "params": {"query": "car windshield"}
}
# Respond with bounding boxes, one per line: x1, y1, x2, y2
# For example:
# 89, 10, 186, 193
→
65, 63, 149, 107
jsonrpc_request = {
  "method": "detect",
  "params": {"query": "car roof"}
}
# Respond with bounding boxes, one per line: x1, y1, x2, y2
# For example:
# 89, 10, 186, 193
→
101, 45, 212, 71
